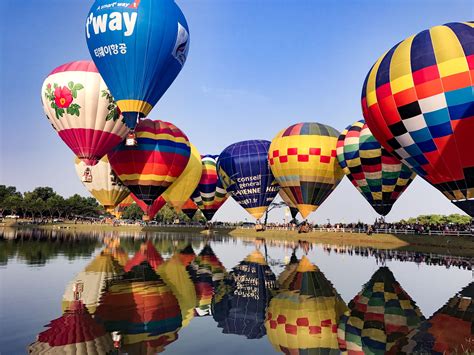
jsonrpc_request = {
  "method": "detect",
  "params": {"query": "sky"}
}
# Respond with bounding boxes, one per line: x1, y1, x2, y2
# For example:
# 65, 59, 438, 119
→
1, 0, 473, 223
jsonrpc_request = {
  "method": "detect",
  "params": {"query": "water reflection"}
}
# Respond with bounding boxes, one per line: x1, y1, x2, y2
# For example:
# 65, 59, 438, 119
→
213, 250, 277, 339
28, 300, 114, 354
337, 267, 425, 354
266, 256, 347, 354
389, 282, 474, 354
0, 229, 470, 354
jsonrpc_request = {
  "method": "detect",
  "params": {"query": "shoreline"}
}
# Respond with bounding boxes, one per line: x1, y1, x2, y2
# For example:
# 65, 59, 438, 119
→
2, 222, 474, 258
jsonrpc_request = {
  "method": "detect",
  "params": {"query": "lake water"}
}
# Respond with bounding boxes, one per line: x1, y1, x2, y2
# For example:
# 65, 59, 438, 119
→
0, 228, 472, 354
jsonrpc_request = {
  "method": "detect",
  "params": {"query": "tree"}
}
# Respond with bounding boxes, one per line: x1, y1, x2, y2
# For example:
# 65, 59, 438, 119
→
0, 185, 22, 215
46, 195, 65, 219
263, 201, 287, 225
122, 204, 144, 220
3, 195, 23, 216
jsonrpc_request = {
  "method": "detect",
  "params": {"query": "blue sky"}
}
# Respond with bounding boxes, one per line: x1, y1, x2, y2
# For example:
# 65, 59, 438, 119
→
1, 0, 472, 223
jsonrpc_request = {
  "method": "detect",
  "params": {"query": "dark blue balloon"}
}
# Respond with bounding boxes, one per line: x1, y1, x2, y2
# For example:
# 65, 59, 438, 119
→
85, 0, 190, 129
217, 140, 279, 219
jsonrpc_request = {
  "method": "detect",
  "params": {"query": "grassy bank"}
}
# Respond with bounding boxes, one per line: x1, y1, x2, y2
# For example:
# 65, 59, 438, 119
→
4, 222, 474, 257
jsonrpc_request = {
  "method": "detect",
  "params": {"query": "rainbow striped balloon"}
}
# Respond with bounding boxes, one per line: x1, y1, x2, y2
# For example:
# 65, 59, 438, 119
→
192, 155, 229, 221
337, 120, 416, 216
108, 119, 190, 206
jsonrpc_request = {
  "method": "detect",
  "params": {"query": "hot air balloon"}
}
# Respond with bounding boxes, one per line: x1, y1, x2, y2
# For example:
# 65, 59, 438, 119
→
29, 300, 113, 354
266, 256, 348, 354
85, 0, 190, 132
213, 250, 277, 339
75, 156, 130, 215
180, 199, 199, 220
192, 155, 229, 221
41, 61, 128, 166
389, 282, 473, 354
95, 262, 182, 353
361, 22, 474, 216
269, 123, 344, 219
161, 143, 202, 210
337, 267, 425, 354
131, 194, 166, 221
279, 189, 299, 220
336, 120, 416, 216
217, 140, 280, 220
108, 119, 191, 209
62, 250, 124, 314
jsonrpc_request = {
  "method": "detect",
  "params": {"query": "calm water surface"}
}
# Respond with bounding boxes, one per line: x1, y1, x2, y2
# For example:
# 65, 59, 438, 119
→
0, 228, 472, 354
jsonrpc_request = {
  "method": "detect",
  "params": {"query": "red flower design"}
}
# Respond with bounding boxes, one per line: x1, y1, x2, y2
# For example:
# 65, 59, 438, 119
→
54, 86, 73, 108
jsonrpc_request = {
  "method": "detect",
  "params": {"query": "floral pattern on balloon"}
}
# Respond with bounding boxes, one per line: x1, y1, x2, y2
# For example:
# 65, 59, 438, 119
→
44, 82, 83, 118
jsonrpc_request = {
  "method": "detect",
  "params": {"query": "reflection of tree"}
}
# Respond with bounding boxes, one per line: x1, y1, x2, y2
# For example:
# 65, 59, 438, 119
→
0, 230, 100, 266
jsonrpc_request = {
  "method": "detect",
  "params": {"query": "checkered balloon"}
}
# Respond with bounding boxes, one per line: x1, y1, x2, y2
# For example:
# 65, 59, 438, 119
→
269, 122, 344, 218
337, 120, 416, 216
361, 22, 474, 216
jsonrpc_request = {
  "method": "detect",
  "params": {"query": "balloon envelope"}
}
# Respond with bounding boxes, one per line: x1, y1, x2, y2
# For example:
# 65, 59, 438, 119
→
75, 155, 130, 213
162, 143, 202, 210
108, 119, 190, 206
218, 140, 279, 219
85, 0, 190, 129
336, 120, 416, 216
42, 61, 128, 165
361, 22, 474, 216
269, 122, 344, 218
192, 155, 229, 221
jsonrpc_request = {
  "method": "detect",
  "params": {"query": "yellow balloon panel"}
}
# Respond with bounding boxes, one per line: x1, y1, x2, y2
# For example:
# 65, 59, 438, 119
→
162, 143, 202, 210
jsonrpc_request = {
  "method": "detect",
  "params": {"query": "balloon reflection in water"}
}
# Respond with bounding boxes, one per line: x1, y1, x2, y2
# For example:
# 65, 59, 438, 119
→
124, 240, 164, 272
29, 300, 113, 354
62, 249, 124, 314
389, 282, 473, 354
157, 252, 197, 327
212, 250, 277, 339
266, 256, 348, 354
276, 250, 299, 290
95, 262, 182, 353
190, 244, 227, 316
337, 266, 425, 354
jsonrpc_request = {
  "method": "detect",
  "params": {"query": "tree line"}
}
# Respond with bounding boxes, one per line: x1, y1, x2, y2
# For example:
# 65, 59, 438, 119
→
0, 184, 205, 223
0, 185, 102, 220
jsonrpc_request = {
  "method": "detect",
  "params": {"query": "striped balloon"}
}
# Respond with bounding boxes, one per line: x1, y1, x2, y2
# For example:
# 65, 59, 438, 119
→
192, 155, 229, 221
41, 61, 129, 166
180, 198, 199, 220
336, 120, 416, 216
269, 123, 344, 218
361, 22, 474, 216
108, 119, 190, 206
131, 194, 166, 220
